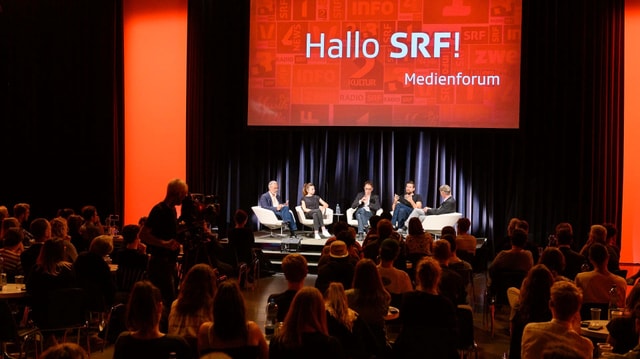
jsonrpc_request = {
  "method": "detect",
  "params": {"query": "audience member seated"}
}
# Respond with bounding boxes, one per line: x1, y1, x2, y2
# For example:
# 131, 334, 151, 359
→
346, 259, 391, 357
0, 205, 8, 233
362, 215, 382, 247
78, 205, 105, 253
113, 281, 191, 359
197, 280, 268, 359
377, 238, 413, 307
168, 263, 217, 344
362, 219, 394, 261
269, 287, 345, 359
227, 209, 256, 267
0, 228, 25, 282
607, 284, 640, 354
72, 235, 116, 313
315, 240, 356, 295
13, 203, 34, 245
455, 217, 476, 255
26, 239, 76, 329
267, 253, 308, 322
520, 281, 593, 359
112, 224, 149, 300
489, 228, 532, 305
580, 224, 621, 274
576, 243, 627, 319
394, 257, 458, 359
40, 343, 89, 359
441, 234, 473, 275
21, 217, 50, 282
509, 264, 554, 359
318, 226, 360, 267
405, 217, 433, 257
50, 217, 78, 263
555, 226, 586, 280
538, 247, 571, 282
432, 239, 467, 305
325, 282, 378, 359
67, 214, 85, 254
0, 217, 20, 247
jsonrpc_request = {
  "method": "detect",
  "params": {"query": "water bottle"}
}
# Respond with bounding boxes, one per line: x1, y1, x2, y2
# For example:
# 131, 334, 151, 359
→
609, 284, 619, 320
336, 204, 341, 215
265, 298, 278, 339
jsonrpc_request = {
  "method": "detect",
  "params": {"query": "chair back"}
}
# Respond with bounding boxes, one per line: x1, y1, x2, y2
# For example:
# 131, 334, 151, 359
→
41, 287, 89, 330
252, 206, 281, 227
116, 266, 147, 295
456, 305, 475, 350
489, 270, 527, 306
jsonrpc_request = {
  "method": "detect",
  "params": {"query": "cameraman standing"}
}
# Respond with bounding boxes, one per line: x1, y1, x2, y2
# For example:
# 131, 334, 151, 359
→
139, 178, 188, 331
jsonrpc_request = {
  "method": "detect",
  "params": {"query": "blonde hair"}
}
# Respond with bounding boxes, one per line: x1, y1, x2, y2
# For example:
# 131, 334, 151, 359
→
325, 282, 355, 331
89, 235, 114, 256
50, 217, 69, 238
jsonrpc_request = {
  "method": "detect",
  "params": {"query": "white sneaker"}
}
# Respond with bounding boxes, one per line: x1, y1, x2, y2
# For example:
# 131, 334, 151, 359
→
322, 229, 331, 237
314, 232, 321, 240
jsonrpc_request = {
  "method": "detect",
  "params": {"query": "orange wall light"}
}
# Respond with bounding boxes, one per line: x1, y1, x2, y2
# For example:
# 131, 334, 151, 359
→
123, 0, 187, 225
622, 0, 640, 263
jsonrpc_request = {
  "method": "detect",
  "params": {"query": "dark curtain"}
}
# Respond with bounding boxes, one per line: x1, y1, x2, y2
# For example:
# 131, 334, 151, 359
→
187, 0, 624, 248
0, 0, 123, 218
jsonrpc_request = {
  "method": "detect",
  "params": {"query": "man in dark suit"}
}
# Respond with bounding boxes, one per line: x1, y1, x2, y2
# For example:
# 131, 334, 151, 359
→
350, 180, 381, 236
258, 180, 298, 237
405, 184, 457, 228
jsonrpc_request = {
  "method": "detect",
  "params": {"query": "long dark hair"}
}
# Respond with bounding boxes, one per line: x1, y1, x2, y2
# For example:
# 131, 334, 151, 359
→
175, 263, 217, 317
213, 280, 248, 341
518, 264, 554, 323
126, 281, 162, 333
351, 259, 390, 307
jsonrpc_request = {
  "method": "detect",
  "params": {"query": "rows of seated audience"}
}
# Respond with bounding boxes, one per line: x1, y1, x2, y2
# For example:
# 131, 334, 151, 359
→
5, 200, 640, 358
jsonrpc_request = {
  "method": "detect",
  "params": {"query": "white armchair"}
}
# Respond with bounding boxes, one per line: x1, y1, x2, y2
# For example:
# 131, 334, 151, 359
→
345, 207, 384, 228
421, 212, 463, 235
252, 206, 291, 238
294, 205, 333, 235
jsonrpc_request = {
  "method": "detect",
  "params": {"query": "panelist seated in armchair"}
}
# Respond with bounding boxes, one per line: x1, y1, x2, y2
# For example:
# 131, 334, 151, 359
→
349, 180, 381, 236
258, 180, 298, 237
404, 184, 456, 228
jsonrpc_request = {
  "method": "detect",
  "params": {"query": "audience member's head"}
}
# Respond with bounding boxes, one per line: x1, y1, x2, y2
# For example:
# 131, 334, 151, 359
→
336, 228, 356, 248
588, 243, 609, 267
555, 222, 573, 236
407, 217, 423, 236
442, 234, 457, 253
56, 208, 75, 220
519, 264, 554, 322
89, 235, 114, 256
510, 228, 528, 248
279, 287, 327, 345
37, 239, 67, 274
13, 203, 30, 223
441, 226, 456, 238
539, 247, 566, 276
40, 343, 89, 359
121, 224, 141, 245
80, 205, 98, 223
516, 219, 529, 233
281, 253, 308, 283
0, 206, 8, 222
379, 211, 392, 221
332, 221, 350, 238
126, 281, 163, 333
324, 282, 353, 331
457, 217, 471, 234
377, 219, 393, 240
1, 217, 20, 236
556, 228, 573, 246
549, 281, 583, 321
603, 223, 618, 247
175, 263, 217, 317
233, 209, 248, 226
50, 217, 69, 239
3, 228, 23, 250
379, 238, 400, 262
66, 215, 84, 236
368, 215, 382, 232
29, 218, 51, 242
507, 217, 521, 237
213, 280, 247, 341
588, 224, 607, 245
416, 256, 442, 292
433, 239, 452, 262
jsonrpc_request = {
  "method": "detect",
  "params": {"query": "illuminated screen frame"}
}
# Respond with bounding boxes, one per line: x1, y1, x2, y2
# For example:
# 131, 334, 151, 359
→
247, 0, 522, 128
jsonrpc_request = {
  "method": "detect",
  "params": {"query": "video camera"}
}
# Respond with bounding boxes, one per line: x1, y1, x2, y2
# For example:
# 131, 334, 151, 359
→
179, 193, 221, 228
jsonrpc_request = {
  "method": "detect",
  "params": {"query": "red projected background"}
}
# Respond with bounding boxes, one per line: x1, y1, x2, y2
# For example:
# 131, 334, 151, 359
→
248, 0, 522, 128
